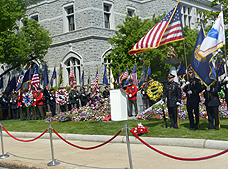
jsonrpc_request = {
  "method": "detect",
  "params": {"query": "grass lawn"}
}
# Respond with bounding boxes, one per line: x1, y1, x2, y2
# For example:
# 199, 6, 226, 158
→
1, 118, 228, 141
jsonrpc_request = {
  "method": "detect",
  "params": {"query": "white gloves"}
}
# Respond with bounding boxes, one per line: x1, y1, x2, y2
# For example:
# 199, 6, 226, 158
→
129, 94, 132, 98
142, 91, 145, 94
186, 81, 190, 85
50, 97, 53, 100
206, 87, 210, 91
226, 84, 228, 89
34, 99, 36, 102
176, 102, 181, 106
187, 90, 192, 95
160, 100, 164, 105
224, 77, 228, 81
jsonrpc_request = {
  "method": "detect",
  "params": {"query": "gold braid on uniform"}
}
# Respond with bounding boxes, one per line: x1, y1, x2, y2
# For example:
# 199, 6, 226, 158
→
146, 81, 163, 101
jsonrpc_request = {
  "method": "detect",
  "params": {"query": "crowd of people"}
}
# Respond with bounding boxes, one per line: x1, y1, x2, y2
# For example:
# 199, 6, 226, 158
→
0, 86, 110, 121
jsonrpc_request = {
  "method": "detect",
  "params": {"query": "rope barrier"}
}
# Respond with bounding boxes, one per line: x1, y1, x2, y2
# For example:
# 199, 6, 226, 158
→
52, 128, 123, 150
129, 129, 228, 161
2, 127, 48, 142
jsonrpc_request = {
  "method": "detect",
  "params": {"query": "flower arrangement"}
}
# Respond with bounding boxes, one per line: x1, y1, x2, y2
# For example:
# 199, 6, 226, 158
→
146, 81, 163, 101
55, 89, 68, 105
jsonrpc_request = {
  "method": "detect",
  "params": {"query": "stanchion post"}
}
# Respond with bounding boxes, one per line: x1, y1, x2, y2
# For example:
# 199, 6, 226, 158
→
47, 124, 60, 166
0, 123, 9, 159
125, 124, 133, 169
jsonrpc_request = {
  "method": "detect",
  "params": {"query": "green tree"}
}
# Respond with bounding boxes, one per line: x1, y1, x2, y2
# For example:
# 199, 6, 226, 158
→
107, 14, 199, 82
0, 0, 52, 76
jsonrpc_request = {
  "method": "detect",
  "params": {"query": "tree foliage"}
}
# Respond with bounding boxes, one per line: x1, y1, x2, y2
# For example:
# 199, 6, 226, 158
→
107, 14, 199, 82
0, 0, 52, 76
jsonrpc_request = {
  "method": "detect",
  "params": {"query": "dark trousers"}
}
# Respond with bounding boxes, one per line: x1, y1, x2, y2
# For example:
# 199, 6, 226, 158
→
2, 109, 8, 120
67, 104, 71, 111
187, 102, 199, 129
143, 98, 150, 110
50, 104, 56, 117
81, 101, 87, 107
43, 104, 47, 118
24, 107, 30, 120
60, 104, 66, 112
36, 105, 44, 120
19, 107, 24, 120
11, 108, 18, 119
31, 106, 37, 120
168, 106, 178, 128
128, 100, 138, 116
206, 106, 220, 130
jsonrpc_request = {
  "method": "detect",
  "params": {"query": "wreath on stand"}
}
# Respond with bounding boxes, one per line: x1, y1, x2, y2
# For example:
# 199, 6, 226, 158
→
146, 81, 163, 101
55, 89, 68, 105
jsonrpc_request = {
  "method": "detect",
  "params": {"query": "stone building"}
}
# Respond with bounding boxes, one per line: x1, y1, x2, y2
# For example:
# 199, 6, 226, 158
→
22, 0, 218, 88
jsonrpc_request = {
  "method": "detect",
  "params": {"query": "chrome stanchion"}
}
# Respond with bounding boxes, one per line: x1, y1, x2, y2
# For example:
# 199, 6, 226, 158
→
0, 123, 9, 159
47, 124, 59, 166
125, 124, 133, 169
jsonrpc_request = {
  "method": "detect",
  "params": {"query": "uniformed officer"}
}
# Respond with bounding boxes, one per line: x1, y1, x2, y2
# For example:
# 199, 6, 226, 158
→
1, 93, 9, 120
49, 89, 56, 117
103, 86, 110, 98
80, 87, 87, 107
162, 73, 181, 128
10, 92, 18, 119
203, 81, 221, 130
183, 67, 203, 129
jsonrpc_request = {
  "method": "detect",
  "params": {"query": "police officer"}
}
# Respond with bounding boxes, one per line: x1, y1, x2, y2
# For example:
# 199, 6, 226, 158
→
80, 87, 87, 107
103, 86, 110, 98
203, 81, 221, 130
49, 89, 56, 117
183, 67, 203, 129
162, 73, 181, 128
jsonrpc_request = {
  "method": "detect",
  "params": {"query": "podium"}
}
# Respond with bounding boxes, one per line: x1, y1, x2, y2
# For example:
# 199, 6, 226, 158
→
110, 89, 128, 121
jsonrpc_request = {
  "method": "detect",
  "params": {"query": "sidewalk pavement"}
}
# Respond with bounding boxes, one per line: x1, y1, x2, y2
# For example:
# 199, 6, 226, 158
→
0, 131, 228, 168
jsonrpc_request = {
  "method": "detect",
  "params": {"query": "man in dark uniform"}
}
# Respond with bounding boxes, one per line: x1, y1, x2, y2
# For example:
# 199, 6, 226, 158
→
162, 73, 181, 128
203, 81, 221, 130
103, 86, 110, 98
49, 89, 56, 117
10, 92, 18, 119
141, 79, 150, 110
1, 93, 9, 120
80, 87, 87, 107
183, 67, 203, 129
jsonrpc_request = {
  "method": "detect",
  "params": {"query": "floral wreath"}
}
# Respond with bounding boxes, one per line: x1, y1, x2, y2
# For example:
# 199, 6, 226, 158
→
146, 81, 163, 101
55, 89, 69, 105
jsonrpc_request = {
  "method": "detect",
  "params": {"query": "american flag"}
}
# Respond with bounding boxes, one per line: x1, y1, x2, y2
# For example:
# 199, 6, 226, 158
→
17, 70, 24, 86
31, 64, 40, 91
129, 1, 184, 55
130, 63, 137, 86
92, 70, 98, 92
119, 67, 129, 82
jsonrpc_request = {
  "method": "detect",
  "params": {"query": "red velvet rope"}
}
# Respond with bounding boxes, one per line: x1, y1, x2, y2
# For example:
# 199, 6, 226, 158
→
2, 127, 48, 142
52, 128, 122, 150
130, 129, 228, 161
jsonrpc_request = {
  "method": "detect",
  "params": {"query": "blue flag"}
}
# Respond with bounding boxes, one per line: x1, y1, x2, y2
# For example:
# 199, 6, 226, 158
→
22, 66, 31, 85
147, 68, 151, 78
177, 63, 186, 76
191, 22, 216, 87
215, 61, 225, 78
81, 69, 84, 88
124, 63, 137, 86
4, 76, 16, 96
0, 76, 3, 89
103, 65, 109, 86
43, 63, 49, 88
50, 67, 56, 88
138, 63, 145, 88
16, 69, 24, 92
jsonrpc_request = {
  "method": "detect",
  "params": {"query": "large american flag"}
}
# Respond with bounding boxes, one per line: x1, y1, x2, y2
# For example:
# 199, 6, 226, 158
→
119, 67, 129, 82
129, 1, 184, 55
31, 64, 40, 91
92, 70, 98, 92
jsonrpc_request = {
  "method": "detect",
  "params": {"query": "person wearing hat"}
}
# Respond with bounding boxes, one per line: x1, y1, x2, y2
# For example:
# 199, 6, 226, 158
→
126, 78, 138, 117
49, 89, 56, 117
10, 92, 18, 119
36, 87, 44, 120
141, 78, 150, 110
183, 67, 203, 130
103, 86, 110, 99
162, 73, 181, 128
203, 80, 221, 130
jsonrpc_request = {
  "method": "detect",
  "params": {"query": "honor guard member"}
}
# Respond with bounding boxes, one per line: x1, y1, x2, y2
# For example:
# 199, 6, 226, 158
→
80, 87, 87, 107
36, 87, 44, 120
49, 89, 56, 117
17, 91, 24, 120
10, 92, 18, 119
103, 86, 110, 98
162, 73, 181, 128
126, 78, 138, 117
183, 67, 203, 129
1, 93, 9, 120
203, 81, 221, 130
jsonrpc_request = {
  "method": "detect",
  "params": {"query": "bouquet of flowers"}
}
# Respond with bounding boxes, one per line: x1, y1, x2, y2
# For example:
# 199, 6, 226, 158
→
147, 81, 163, 101
132, 123, 148, 136
56, 89, 68, 105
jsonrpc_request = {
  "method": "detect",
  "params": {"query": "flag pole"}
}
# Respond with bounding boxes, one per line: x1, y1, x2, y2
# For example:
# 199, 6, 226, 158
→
221, 5, 227, 75
183, 39, 189, 80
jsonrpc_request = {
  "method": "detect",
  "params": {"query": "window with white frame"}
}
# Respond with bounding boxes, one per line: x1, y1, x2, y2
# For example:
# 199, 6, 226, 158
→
65, 58, 81, 85
181, 5, 192, 29
127, 8, 135, 17
103, 3, 112, 29
65, 5, 75, 31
